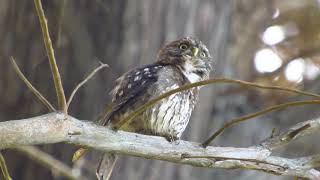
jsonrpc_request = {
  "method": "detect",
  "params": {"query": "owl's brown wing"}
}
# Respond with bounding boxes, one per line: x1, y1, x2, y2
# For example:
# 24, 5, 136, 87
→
98, 63, 164, 128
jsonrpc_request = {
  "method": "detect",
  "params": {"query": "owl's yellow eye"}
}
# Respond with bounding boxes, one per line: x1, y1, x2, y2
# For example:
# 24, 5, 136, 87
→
200, 52, 206, 58
179, 44, 188, 50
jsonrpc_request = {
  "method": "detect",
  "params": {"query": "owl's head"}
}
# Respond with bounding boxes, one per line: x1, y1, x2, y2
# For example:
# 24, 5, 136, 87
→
157, 37, 213, 83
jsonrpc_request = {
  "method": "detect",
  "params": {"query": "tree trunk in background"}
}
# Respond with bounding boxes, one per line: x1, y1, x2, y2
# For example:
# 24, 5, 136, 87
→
2, 1, 318, 180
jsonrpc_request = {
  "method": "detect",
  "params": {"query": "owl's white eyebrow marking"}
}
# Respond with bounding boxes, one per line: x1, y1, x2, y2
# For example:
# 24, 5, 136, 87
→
134, 76, 141, 81
128, 83, 132, 89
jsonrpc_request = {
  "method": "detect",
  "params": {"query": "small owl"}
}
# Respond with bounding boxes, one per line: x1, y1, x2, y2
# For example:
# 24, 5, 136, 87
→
100, 36, 213, 140
96, 37, 213, 180
74, 37, 212, 180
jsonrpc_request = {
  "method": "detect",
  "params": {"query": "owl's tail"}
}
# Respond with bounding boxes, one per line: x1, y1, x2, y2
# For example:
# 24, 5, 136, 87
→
72, 149, 117, 180
96, 153, 118, 180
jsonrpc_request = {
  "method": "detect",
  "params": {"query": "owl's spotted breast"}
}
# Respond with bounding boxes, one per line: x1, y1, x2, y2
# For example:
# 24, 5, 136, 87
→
100, 63, 198, 139
99, 36, 212, 140
146, 84, 197, 139
95, 37, 212, 179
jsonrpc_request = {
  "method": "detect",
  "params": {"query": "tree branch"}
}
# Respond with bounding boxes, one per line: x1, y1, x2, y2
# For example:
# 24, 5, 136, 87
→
117, 78, 320, 130
14, 146, 81, 180
1, 113, 320, 179
260, 118, 320, 150
202, 100, 320, 147
0, 152, 12, 180
10, 57, 56, 112
67, 62, 109, 109
34, 0, 67, 113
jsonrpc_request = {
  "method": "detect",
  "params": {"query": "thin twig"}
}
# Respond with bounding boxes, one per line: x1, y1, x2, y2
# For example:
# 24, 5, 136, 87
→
0, 152, 12, 180
202, 100, 320, 147
10, 57, 55, 112
56, 0, 66, 48
34, 0, 67, 113
205, 78, 320, 98
67, 62, 109, 109
14, 146, 81, 180
115, 78, 320, 129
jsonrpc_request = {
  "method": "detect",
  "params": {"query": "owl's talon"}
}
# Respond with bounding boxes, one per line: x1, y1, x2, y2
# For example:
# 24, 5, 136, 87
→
110, 126, 119, 132
164, 135, 180, 145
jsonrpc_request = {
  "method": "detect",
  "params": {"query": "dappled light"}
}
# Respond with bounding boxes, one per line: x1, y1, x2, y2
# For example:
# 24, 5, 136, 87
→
254, 48, 282, 73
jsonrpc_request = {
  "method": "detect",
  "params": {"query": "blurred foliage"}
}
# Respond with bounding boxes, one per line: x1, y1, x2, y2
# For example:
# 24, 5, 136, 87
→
250, 0, 320, 104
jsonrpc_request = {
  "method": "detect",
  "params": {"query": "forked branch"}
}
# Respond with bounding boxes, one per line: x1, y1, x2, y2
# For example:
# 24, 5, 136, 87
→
10, 57, 55, 112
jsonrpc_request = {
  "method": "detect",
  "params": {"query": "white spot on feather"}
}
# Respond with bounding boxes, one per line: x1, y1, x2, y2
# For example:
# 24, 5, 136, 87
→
134, 76, 141, 81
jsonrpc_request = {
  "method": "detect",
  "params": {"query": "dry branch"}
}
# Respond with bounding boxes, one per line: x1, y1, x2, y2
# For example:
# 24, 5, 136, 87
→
10, 57, 55, 112
260, 118, 320, 150
1, 113, 320, 179
118, 78, 320, 130
14, 146, 81, 180
34, 0, 67, 113
0, 153, 11, 180
67, 62, 109, 109
202, 99, 320, 147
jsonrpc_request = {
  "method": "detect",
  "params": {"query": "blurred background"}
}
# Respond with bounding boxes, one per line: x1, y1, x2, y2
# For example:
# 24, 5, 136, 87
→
1, 0, 320, 179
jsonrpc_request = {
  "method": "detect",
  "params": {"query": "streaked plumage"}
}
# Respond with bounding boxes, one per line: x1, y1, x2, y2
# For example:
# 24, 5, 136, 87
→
100, 36, 212, 140
97, 37, 213, 179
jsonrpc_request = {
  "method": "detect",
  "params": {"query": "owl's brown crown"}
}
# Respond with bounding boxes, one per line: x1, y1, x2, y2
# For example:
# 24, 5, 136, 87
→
157, 37, 213, 83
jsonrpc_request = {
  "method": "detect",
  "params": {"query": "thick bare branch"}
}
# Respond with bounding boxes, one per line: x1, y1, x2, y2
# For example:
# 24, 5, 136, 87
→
1, 113, 320, 179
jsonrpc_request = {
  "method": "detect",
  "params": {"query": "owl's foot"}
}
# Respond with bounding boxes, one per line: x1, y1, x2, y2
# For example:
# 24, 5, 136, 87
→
163, 135, 180, 145
109, 125, 119, 132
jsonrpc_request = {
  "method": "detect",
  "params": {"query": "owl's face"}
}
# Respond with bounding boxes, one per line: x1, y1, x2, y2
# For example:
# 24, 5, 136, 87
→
157, 37, 212, 83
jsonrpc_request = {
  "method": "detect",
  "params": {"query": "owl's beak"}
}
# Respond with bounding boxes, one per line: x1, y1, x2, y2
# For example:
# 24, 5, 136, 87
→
192, 47, 199, 57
